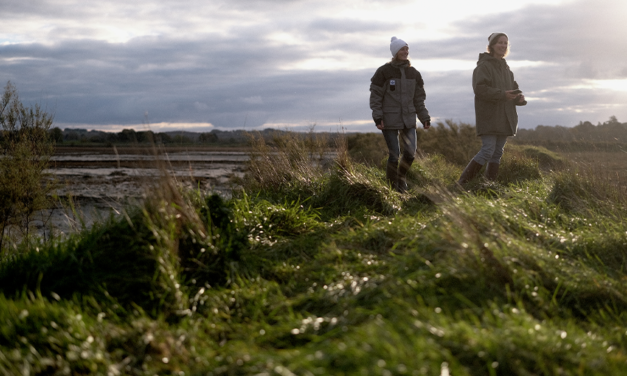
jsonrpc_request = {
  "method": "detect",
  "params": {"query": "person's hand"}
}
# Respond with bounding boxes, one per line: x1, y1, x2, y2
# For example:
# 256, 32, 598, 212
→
516, 94, 526, 104
376, 120, 385, 130
505, 90, 520, 101
423, 121, 431, 130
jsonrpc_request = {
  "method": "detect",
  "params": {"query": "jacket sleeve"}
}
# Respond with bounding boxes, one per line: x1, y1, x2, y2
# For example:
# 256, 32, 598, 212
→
370, 68, 385, 125
513, 79, 527, 106
473, 64, 505, 102
413, 73, 430, 124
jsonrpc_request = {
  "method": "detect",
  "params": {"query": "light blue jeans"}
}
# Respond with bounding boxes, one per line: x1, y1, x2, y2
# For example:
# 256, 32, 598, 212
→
473, 135, 508, 165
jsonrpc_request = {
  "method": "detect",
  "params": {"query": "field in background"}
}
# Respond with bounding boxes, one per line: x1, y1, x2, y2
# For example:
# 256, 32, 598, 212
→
1, 124, 627, 375
559, 150, 627, 181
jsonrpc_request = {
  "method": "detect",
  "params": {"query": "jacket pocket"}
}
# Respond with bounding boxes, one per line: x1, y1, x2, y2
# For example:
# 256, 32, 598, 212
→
382, 107, 402, 128
384, 86, 402, 104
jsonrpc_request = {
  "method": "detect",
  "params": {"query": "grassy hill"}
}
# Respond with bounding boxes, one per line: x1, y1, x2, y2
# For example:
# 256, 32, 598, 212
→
1, 126, 627, 375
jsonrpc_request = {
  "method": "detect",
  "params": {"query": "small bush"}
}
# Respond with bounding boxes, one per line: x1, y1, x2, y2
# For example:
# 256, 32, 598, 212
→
498, 150, 542, 185
0, 82, 56, 250
508, 144, 567, 171
346, 132, 387, 166
418, 119, 481, 166
244, 129, 332, 195
548, 168, 627, 216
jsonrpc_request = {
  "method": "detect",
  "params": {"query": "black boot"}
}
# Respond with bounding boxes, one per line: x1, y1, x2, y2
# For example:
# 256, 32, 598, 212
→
386, 159, 398, 190
485, 162, 499, 181
397, 155, 414, 193
458, 160, 483, 184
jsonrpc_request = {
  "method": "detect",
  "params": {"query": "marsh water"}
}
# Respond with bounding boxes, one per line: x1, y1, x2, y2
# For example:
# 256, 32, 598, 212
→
32, 146, 248, 237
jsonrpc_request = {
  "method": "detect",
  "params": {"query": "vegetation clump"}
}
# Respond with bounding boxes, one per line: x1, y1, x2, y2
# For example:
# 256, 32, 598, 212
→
0, 82, 56, 249
1, 122, 627, 375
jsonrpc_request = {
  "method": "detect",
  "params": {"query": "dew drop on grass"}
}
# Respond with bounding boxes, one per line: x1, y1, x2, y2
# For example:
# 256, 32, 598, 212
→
291, 329, 300, 335
560, 331, 567, 339
162, 357, 169, 364
435, 273, 441, 279
435, 307, 442, 313
491, 361, 499, 368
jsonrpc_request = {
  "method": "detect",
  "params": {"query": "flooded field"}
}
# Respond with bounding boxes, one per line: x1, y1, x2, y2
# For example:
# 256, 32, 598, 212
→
49, 146, 248, 198
35, 146, 250, 237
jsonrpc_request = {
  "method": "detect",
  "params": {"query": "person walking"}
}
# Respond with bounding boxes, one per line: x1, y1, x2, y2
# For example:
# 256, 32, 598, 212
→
458, 32, 527, 184
370, 36, 431, 193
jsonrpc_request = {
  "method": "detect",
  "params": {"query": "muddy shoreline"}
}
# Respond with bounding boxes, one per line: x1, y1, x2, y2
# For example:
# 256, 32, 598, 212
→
25, 148, 251, 238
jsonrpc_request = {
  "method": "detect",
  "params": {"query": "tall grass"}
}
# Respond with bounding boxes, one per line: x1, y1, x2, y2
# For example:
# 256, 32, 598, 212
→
1, 121, 627, 375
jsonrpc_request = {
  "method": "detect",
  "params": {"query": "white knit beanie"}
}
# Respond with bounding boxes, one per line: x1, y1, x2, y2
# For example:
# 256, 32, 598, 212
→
390, 36, 408, 57
488, 32, 508, 44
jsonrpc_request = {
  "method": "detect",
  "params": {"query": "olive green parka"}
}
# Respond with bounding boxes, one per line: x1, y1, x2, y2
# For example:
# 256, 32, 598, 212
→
473, 52, 526, 136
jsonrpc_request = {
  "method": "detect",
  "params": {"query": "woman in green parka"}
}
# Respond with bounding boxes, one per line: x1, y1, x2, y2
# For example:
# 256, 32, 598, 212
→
458, 32, 527, 184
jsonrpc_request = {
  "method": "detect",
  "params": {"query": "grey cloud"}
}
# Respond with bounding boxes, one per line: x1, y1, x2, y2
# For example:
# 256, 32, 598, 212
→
2, 0, 625, 133
0, 30, 375, 128
306, 18, 396, 35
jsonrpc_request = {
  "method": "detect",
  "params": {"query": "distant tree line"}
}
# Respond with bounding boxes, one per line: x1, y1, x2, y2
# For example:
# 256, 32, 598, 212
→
43, 127, 344, 146
31, 116, 627, 149
515, 116, 627, 143
45, 128, 224, 145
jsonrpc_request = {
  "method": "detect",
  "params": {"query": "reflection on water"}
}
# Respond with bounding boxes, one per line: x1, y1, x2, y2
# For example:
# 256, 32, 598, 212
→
48, 150, 248, 199
26, 150, 250, 238
47, 165, 243, 178
51, 151, 249, 162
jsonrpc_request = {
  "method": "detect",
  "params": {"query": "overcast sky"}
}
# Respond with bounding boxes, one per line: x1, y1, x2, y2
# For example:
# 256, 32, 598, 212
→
1, 0, 626, 133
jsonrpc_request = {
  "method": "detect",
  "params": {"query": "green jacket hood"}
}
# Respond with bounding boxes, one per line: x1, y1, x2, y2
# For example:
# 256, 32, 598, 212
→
477, 52, 506, 67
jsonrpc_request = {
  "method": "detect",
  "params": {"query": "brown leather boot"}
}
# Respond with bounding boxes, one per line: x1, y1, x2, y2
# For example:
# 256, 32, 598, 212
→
485, 162, 499, 181
458, 160, 483, 184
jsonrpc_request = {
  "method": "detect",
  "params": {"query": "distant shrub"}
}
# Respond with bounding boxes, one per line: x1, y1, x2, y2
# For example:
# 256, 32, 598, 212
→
548, 168, 627, 215
244, 128, 331, 196
0, 81, 56, 250
498, 151, 542, 185
507, 144, 567, 171
346, 133, 387, 166
418, 119, 481, 166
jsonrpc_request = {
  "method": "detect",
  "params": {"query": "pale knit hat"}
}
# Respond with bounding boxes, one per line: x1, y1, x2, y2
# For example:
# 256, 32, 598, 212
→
390, 36, 408, 57
488, 32, 508, 44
